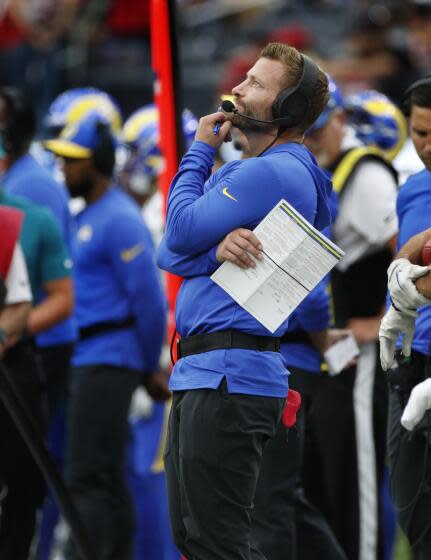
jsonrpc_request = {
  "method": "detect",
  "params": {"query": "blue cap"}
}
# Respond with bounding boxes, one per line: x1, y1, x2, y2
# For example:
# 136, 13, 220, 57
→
120, 104, 198, 180
43, 112, 113, 158
309, 77, 344, 132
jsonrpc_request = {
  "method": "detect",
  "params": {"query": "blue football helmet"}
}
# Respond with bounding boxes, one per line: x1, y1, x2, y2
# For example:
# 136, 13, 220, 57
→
345, 90, 407, 161
120, 104, 198, 195
44, 87, 123, 135
308, 77, 344, 133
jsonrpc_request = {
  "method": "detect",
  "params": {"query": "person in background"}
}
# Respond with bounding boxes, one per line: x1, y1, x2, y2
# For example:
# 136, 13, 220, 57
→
119, 103, 197, 247
379, 75, 431, 559
37, 85, 123, 560
0, 86, 75, 424
0, 185, 73, 559
44, 112, 168, 560
304, 77, 398, 560
0, 204, 32, 356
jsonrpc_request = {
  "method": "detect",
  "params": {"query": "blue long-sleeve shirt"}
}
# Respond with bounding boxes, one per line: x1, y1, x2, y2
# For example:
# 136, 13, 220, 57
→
2, 153, 76, 346
396, 169, 431, 356
72, 186, 166, 372
158, 141, 332, 397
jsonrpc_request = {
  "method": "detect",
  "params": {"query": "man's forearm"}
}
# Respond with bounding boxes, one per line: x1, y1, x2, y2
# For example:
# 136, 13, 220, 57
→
396, 228, 431, 263
27, 291, 73, 335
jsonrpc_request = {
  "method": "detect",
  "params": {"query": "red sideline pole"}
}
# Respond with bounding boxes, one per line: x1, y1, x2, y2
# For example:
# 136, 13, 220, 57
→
150, 0, 184, 351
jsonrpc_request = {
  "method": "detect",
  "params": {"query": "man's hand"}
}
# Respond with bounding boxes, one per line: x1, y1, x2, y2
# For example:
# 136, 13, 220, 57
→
379, 305, 417, 371
216, 228, 263, 269
388, 258, 431, 313
195, 112, 233, 149
142, 369, 171, 401
401, 378, 431, 431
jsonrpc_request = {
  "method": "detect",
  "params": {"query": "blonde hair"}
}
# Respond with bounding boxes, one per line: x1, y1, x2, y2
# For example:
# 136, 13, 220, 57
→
260, 42, 329, 133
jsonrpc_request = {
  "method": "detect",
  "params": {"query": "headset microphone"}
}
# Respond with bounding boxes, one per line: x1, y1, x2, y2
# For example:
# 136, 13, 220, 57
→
221, 100, 279, 126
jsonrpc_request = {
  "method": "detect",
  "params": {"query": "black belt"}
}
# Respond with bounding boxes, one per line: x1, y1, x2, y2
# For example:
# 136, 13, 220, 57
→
177, 329, 280, 359
280, 329, 311, 345
79, 316, 135, 340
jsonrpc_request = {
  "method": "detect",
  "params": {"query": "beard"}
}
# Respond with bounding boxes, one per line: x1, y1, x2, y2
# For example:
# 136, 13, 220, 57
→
67, 177, 94, 199
232, 103, 275, 134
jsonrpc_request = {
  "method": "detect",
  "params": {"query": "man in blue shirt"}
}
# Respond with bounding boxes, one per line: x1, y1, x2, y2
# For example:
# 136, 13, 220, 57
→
44, 113, 167, 560
157, 42, 331, 559
379, 76, 431, 558
0, 87, 76, 425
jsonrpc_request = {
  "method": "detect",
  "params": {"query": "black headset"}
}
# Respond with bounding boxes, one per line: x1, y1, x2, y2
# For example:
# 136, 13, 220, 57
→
0, 87, 36, 156
271, 54, 321, 128
402, 75, 431, 116
92, 120, 116, 177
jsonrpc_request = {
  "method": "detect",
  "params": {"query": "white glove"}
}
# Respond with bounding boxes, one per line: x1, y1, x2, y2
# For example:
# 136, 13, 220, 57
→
129, 387, 154, 420
401, 378, 431, 431
379, 305, 417, 371
388, 258, 431, 313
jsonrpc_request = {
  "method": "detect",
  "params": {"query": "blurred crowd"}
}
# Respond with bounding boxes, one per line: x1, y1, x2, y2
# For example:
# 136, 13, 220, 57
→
1, 0, 431, 126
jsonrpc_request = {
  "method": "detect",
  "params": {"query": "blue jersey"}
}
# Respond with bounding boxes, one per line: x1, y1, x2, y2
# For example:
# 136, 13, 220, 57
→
2, 153, 76, 346
158, 141, 332, 397
72, 186, 166, 372
396, 169, 431, 356
281, 279, 330, 374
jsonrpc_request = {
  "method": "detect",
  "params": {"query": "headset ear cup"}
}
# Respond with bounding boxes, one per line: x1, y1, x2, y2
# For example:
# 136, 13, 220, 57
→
272, 90, 308, 129
271, 55, 317, 129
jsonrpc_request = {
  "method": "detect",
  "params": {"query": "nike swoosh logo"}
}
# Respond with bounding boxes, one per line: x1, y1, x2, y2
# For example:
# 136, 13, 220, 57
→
121, 243, 144, 262
222, 186, 238, 202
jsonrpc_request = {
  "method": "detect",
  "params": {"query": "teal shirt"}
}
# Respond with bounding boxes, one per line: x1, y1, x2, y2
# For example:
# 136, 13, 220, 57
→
0, 190, 73, 340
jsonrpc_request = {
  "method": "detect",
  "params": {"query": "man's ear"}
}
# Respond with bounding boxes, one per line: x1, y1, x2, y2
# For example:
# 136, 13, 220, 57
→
334, 110, 346, 130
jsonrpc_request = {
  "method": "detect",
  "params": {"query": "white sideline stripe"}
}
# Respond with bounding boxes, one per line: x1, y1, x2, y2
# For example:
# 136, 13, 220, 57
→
353, 342, 378, 560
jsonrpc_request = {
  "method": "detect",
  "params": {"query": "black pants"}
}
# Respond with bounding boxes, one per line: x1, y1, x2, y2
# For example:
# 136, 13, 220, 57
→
0, 341, 46, 560
37, 342, 74, 424
387, 350, 431, 560
165, 379, 284, 560
295, 343, 387, 560
252, 368, 347, 560
64, 365, 140, 560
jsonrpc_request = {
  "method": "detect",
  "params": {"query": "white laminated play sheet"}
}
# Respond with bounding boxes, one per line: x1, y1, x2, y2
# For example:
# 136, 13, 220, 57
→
211, 199, 345, 333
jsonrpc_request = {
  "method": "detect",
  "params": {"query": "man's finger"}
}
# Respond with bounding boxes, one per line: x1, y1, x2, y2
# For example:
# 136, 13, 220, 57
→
229, 236, 262, 259
223, 249, 249, 269
402, 330, 414, 358
238, 229, 263, 250
380, 337, 395, 371
225, 247, 256, 268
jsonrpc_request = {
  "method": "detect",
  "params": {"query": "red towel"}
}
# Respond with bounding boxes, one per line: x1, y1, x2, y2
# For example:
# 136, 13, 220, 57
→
0, 205, 23, 280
